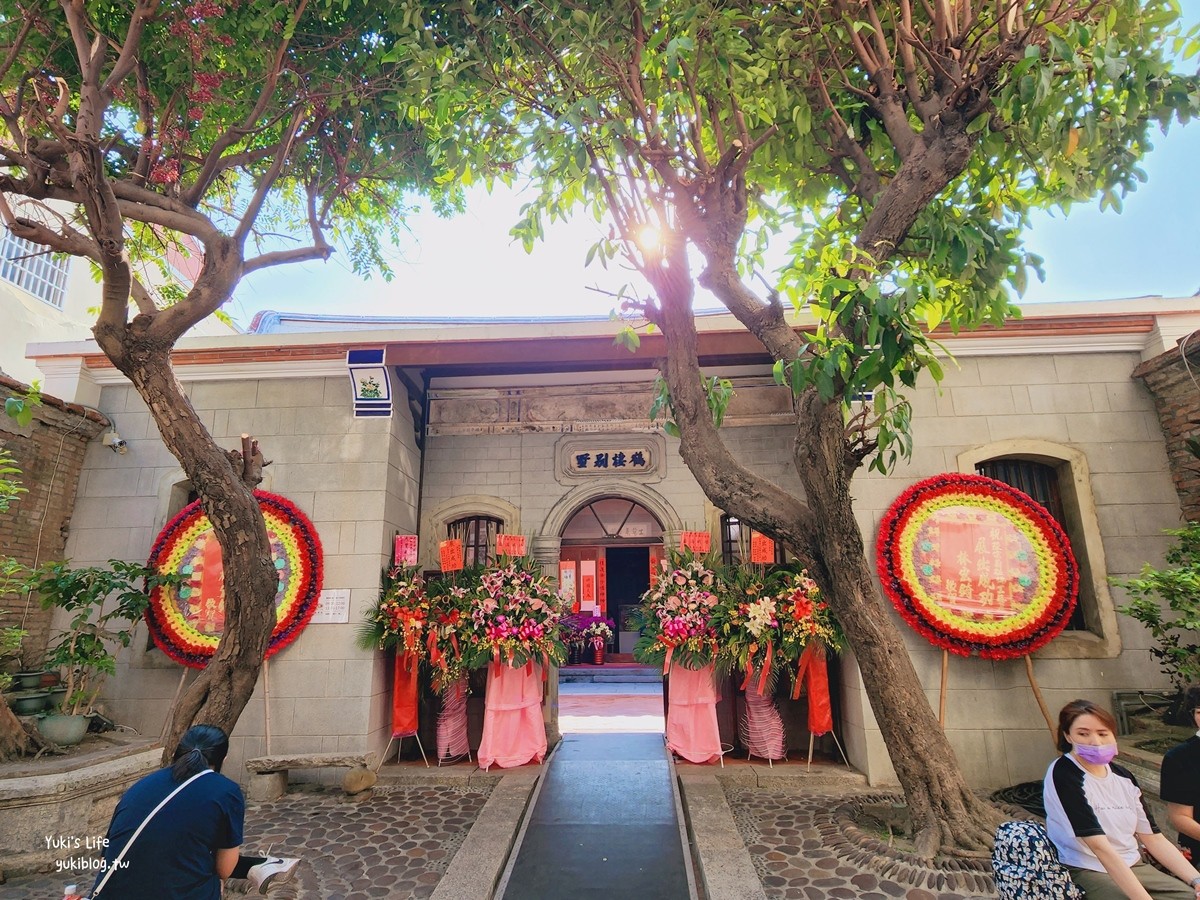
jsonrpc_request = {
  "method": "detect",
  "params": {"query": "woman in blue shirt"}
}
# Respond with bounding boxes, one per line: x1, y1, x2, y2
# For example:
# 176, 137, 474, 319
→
92, 725, 297, 898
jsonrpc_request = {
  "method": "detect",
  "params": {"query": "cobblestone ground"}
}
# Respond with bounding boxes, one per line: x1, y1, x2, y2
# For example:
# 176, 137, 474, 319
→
1, 784, 492, 900
725, 787, 999, 900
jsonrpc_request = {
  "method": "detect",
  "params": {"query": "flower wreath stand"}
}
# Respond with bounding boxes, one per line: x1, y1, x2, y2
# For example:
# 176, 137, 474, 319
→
791, 643, 850, 770
436, 676, 471, 765
741, 666, 785, 764
665, 663, 723, 765
477, 661, 547, 770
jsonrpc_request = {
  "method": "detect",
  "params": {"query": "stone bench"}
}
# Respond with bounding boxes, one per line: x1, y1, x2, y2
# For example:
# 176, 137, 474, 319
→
245, 752, 377, 801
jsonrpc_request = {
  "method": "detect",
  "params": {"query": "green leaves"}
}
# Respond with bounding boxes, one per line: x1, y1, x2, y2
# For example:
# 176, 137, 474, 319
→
4, 383, 41, 429
0, 449, 25, 514
1115, 523, 1200, 691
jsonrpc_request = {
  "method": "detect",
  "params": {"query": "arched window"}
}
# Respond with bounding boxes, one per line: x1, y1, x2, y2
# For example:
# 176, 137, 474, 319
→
975, 458, 1086, 631
961, 440, 1121, 657
720, 514, 785, 567
448, 515, 502, 567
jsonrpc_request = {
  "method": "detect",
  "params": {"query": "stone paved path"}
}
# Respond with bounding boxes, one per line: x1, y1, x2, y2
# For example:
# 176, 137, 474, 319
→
725, 787, 999, 900
1, 784, 492, 900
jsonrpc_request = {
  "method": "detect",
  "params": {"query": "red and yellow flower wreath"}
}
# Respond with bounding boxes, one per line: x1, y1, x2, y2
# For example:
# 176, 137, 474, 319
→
146, 490, 324, 668
876, 473, 1078, 660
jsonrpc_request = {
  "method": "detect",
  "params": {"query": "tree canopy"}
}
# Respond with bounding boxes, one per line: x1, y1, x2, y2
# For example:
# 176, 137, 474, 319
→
451, 0, 1197, 473
0, 0, 466, 751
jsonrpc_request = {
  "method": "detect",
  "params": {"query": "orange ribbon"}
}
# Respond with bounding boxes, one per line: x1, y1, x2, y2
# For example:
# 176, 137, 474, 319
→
792, 643, 815, 700
756, 642, 773, 697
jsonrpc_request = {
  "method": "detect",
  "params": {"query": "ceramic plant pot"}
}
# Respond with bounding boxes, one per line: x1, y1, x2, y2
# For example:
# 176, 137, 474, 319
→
8, 690, 49, 715
12, 671, 47, 691
37, 713, 90, 746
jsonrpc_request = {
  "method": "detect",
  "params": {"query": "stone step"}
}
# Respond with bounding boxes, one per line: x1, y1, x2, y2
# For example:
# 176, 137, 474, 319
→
559, 665, 662, 684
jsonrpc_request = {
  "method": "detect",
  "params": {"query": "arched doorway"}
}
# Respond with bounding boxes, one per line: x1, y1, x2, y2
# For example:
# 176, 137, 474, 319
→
557, 496, 663, 643
556, 496, 666, 735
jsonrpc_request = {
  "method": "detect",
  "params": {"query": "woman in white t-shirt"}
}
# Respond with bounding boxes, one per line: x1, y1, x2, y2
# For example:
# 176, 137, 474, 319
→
1043, 699, 1200, 900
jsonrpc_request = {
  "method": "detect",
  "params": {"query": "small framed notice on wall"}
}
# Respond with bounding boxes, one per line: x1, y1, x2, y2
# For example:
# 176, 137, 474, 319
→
311, 589, 351, 624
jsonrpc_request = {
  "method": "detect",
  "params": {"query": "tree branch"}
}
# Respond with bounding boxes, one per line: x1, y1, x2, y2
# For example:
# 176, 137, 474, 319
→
0, 14, 34, 86
243, 243, 332, 274
232, 108, 304, 246
100, 1, 159, 102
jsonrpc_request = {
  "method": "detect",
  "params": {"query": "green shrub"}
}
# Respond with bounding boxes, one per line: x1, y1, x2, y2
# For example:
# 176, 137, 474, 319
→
1116, 522, 1200, 697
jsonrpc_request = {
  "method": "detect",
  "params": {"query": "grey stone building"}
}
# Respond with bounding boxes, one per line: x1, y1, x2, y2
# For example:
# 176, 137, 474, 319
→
24, 296, 1200, 788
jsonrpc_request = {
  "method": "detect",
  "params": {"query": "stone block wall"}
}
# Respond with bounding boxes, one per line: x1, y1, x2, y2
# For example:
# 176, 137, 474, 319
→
61, 372, 417, 783
1134, 335, 1200, 522
848, 350, 1182, 787
0, 375, 107, 664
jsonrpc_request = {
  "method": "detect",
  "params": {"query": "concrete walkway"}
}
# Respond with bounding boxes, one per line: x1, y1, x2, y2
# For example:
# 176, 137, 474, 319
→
496, 732, 696, 899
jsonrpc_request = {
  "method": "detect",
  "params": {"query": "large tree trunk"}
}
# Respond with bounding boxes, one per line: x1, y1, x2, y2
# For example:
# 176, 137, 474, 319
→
649, 248, 1001, 857
796, 396, 1002, 857
93, 325, 278, 761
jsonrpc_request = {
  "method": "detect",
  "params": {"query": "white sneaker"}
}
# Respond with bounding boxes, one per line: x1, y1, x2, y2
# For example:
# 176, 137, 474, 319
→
247, 856, 300, 894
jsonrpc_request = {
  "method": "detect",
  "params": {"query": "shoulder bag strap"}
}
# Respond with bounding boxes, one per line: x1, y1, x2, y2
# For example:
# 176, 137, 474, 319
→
89, 768, 213, 897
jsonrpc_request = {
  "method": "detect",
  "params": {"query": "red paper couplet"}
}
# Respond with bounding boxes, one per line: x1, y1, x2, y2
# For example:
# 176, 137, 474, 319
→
394, 534, 418, 567
439, 539, 464, 572
679, 530, 711, 553
581, 574, 595, 603
750, 533, 775, 563
495, 533, 526, 557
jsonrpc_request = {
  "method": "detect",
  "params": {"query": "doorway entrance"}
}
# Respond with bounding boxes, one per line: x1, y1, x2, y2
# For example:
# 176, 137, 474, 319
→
557, 496, 664, 734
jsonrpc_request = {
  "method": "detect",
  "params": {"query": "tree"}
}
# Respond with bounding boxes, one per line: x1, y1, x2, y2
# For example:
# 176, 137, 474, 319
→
444, 0, 1198, 855
0, 2, 455, 755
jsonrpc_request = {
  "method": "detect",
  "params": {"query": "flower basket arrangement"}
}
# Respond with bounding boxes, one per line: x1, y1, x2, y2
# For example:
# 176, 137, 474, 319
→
559, 612, 589, 665
583, 617, 614, 649
632, 552, 724, 672
467, 558, 568, 671
358, 566, 429, 656
775, 569, 844, 688
711, 568, 781, 696
422, 568, 483, 693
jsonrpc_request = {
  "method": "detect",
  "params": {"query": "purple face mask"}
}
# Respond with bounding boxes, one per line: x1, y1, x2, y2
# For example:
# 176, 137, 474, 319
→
1074, 743, 1118, 766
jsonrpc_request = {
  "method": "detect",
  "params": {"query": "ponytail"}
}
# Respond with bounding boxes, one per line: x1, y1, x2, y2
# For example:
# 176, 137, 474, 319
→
171, 725, 230, 782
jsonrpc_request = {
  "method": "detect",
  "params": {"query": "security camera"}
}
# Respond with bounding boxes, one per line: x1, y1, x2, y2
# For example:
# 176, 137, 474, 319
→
101, 430, 128, 454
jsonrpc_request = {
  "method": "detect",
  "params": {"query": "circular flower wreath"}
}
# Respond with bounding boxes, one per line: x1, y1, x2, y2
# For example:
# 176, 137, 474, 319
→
876, 473, 1078, 660
146, 490, 323, 668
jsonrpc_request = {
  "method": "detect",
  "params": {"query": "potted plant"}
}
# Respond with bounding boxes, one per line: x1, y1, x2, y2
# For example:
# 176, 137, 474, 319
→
30, 559, 175, 746
583, 618, 614, 665
1, 615, 47, 713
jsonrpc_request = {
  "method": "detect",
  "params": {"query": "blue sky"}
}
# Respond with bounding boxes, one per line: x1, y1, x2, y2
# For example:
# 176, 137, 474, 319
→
229, 8, 1200, 328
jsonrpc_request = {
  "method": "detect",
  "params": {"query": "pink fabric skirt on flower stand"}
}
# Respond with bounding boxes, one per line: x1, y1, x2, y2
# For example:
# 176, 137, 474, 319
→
666, 664, 722, 764
477, 662, 547, 770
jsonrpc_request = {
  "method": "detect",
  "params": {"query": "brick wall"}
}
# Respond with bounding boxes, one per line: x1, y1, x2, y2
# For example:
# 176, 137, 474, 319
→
1134, 336, 1200, 522
0, 376, 107, 663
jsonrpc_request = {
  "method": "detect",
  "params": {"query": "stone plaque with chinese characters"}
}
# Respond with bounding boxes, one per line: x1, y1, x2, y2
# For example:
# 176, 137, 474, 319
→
567, 447, 653, 474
